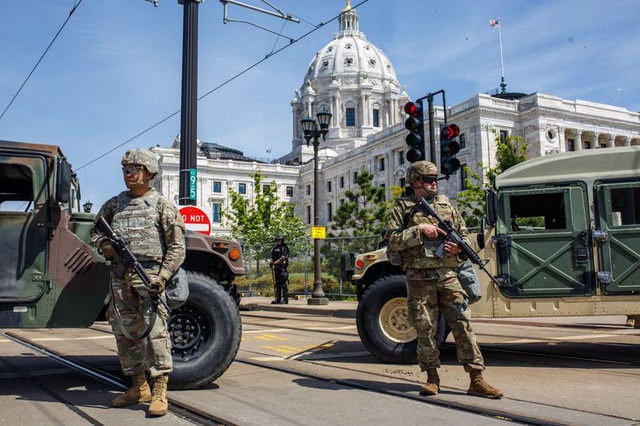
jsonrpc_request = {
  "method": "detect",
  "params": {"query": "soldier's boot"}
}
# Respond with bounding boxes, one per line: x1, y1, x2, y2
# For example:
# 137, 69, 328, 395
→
148, 374, 169, 417
467, 370, 503, 399
419, 368, 440, 396
625, 317, 635, 327
112, 373, 152, 407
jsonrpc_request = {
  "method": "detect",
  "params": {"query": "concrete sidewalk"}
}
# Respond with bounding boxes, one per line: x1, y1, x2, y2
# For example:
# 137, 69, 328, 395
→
239, 296, 357, 318
238, 296, 633, 328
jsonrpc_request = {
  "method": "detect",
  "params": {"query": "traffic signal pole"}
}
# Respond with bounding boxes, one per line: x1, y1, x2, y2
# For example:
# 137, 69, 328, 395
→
178, 0, 201, 206
421, 89, 447, 164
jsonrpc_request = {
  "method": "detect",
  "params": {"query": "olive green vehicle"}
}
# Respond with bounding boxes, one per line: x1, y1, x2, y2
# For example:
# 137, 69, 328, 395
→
0, 140, 245, 389
343, 146, 640, 363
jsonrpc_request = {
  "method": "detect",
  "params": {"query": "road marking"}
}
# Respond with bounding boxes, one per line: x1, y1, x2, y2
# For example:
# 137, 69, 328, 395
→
254, 334, 289, 341
243, 328, 293, 334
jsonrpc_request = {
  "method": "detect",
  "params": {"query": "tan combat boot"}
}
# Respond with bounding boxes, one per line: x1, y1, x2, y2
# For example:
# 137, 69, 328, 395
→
148, 374, 169, 417
625, 317, 634, 327
467, 370, 503, 399
112, 373, 152, 407
419, 368, 440, 396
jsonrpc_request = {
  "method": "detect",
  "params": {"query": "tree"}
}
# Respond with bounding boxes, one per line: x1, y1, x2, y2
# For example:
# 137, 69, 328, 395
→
224, 170, 307, 263
456, 129, 528, 228
322, 170, 394, 276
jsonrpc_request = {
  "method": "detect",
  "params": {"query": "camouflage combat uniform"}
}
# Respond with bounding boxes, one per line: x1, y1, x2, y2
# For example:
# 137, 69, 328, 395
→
91, 188, 186, 378
388, 194, 484, 372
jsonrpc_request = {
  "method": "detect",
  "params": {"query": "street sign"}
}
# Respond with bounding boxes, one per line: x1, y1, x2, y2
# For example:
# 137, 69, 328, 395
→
189, 168, 197, 201
312, 226, 326, 239
179, 205, 211, 235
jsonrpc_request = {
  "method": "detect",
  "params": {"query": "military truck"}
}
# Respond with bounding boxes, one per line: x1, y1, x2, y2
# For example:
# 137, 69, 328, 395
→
343, 146, 640, 363
0, 140, 245, 389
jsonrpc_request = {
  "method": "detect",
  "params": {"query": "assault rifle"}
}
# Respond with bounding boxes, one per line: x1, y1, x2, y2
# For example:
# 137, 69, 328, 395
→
96, 217, 171, 312
419, 198, 502, 287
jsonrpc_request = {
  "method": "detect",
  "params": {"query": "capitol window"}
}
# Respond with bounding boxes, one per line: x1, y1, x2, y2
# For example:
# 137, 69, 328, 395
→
346, 108, 355, 126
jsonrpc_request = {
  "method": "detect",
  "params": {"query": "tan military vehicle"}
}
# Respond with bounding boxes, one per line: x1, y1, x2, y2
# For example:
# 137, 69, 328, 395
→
343, 146, 640, 363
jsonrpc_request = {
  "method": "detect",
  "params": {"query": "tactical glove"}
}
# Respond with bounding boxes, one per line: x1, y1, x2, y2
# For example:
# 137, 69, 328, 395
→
149, 276, 167, 296
100, 241, 119, 261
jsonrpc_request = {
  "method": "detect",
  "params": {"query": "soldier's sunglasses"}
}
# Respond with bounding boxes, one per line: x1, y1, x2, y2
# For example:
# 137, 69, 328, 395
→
421, 176, 438, 184
121, 165, 145, 174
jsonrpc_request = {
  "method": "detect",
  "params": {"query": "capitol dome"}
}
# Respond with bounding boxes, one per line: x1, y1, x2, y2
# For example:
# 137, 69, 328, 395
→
289, 1, 409, 155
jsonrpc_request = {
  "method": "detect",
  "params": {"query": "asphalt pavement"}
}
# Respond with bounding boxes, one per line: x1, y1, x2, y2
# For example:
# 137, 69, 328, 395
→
239, 296, 357, 318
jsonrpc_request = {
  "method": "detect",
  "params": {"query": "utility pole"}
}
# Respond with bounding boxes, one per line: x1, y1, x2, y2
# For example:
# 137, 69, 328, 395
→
178, 0, 202, 206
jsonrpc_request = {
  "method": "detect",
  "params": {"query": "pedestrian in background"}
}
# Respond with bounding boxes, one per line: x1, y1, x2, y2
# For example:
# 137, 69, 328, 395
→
270, 235, 290, 304
387, 160, 502, 399
90, 149, 185, 417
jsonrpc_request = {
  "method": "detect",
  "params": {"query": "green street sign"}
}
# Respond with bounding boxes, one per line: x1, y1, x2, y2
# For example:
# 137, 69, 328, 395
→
189, 168, 197, 201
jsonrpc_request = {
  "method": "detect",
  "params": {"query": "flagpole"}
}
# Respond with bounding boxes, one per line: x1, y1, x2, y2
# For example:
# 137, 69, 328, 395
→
497, 18, 506, 93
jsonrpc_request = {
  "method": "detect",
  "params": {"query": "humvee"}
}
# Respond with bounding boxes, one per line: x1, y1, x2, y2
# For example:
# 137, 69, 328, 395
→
0, 140, 245, 389
343, 146, 640, 363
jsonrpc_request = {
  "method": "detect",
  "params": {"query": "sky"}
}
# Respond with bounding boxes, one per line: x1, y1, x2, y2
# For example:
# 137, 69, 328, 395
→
1, 0, 639, 208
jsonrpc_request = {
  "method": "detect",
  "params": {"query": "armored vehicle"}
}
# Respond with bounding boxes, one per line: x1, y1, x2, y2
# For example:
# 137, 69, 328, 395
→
343, 146, 640, 363
0, 140, 245, 389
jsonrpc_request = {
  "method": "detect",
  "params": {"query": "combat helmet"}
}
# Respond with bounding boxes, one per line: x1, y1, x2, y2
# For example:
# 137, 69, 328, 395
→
121, 149, 159, 174
406, 161, 438, 182
275, 234, 285, 242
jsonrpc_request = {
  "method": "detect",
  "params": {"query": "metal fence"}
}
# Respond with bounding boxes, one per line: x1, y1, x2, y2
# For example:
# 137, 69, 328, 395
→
241, 234, 382, 297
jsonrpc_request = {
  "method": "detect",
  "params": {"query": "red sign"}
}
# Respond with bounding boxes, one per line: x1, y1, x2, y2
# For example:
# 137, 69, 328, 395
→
179, 206, 212, 235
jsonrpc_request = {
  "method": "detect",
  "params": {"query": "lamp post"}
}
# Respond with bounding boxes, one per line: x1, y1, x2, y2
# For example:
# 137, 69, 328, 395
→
301, 111, 332, 306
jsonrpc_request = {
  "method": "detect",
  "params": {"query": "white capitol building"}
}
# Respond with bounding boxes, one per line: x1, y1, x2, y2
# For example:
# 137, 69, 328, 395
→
152, 1, 640, 236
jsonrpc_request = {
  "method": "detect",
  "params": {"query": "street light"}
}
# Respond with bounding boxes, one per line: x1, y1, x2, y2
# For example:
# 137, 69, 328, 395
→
301, 111, 332, 306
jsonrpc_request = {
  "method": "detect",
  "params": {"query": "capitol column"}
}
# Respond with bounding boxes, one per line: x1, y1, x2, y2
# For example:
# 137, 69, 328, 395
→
574, 129, 583, 151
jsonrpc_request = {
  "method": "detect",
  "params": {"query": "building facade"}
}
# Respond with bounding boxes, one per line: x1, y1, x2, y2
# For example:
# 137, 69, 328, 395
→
153, 2, 640, 237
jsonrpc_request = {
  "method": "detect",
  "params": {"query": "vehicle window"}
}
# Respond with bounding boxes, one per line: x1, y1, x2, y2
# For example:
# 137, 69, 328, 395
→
610, 187, 640, 226
0, 157, 36, 212
508, 192, 567, 231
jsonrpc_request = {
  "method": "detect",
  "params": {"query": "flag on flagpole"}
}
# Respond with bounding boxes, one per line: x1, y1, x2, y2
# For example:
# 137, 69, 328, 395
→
489, 18, 500, 28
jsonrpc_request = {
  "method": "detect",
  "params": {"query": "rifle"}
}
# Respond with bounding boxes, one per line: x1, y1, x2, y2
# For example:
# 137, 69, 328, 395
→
419, 197, 503, 287
96, 217, 171, 313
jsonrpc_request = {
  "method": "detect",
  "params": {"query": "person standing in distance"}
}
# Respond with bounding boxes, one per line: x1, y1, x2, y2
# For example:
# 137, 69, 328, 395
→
387, 160, 502, 399
269, 235, 290, 304
90, 149, 186, 417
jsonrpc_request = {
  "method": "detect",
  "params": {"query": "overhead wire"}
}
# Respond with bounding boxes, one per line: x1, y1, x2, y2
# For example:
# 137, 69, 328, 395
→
0, 0, 84, 123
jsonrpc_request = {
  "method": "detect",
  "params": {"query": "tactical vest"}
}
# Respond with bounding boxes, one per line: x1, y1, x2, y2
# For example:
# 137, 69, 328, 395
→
111, 189, 165, 262
398, 195, 462, 270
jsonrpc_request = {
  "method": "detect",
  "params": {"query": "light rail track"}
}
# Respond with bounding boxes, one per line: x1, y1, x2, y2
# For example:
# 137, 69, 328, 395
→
3, 315, 638, 425
2, 331, 232, 426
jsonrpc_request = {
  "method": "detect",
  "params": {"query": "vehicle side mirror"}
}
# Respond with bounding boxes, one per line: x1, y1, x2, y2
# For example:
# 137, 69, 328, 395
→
485, 189, 497, 227
56, 158, 72, 204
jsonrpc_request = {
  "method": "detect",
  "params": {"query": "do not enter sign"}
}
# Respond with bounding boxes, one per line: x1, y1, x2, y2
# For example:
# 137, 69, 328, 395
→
179, 206, 212, 235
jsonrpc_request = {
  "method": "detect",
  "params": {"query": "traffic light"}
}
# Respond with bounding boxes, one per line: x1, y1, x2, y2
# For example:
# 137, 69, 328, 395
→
440, 123, 461, 175
404, 101, 425, 162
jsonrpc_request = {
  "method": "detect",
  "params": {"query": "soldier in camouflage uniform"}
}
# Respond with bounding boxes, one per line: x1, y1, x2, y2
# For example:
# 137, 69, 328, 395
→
90, 149, 186, 417
387, 161, 502, 399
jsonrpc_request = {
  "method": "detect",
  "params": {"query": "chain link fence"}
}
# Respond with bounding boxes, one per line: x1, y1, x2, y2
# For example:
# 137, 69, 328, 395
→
239, 234, 382, 298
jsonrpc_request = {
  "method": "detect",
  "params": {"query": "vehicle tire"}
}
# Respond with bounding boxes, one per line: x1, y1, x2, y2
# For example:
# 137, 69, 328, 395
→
356, 275, 417, 364
168, 271, 242, 390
